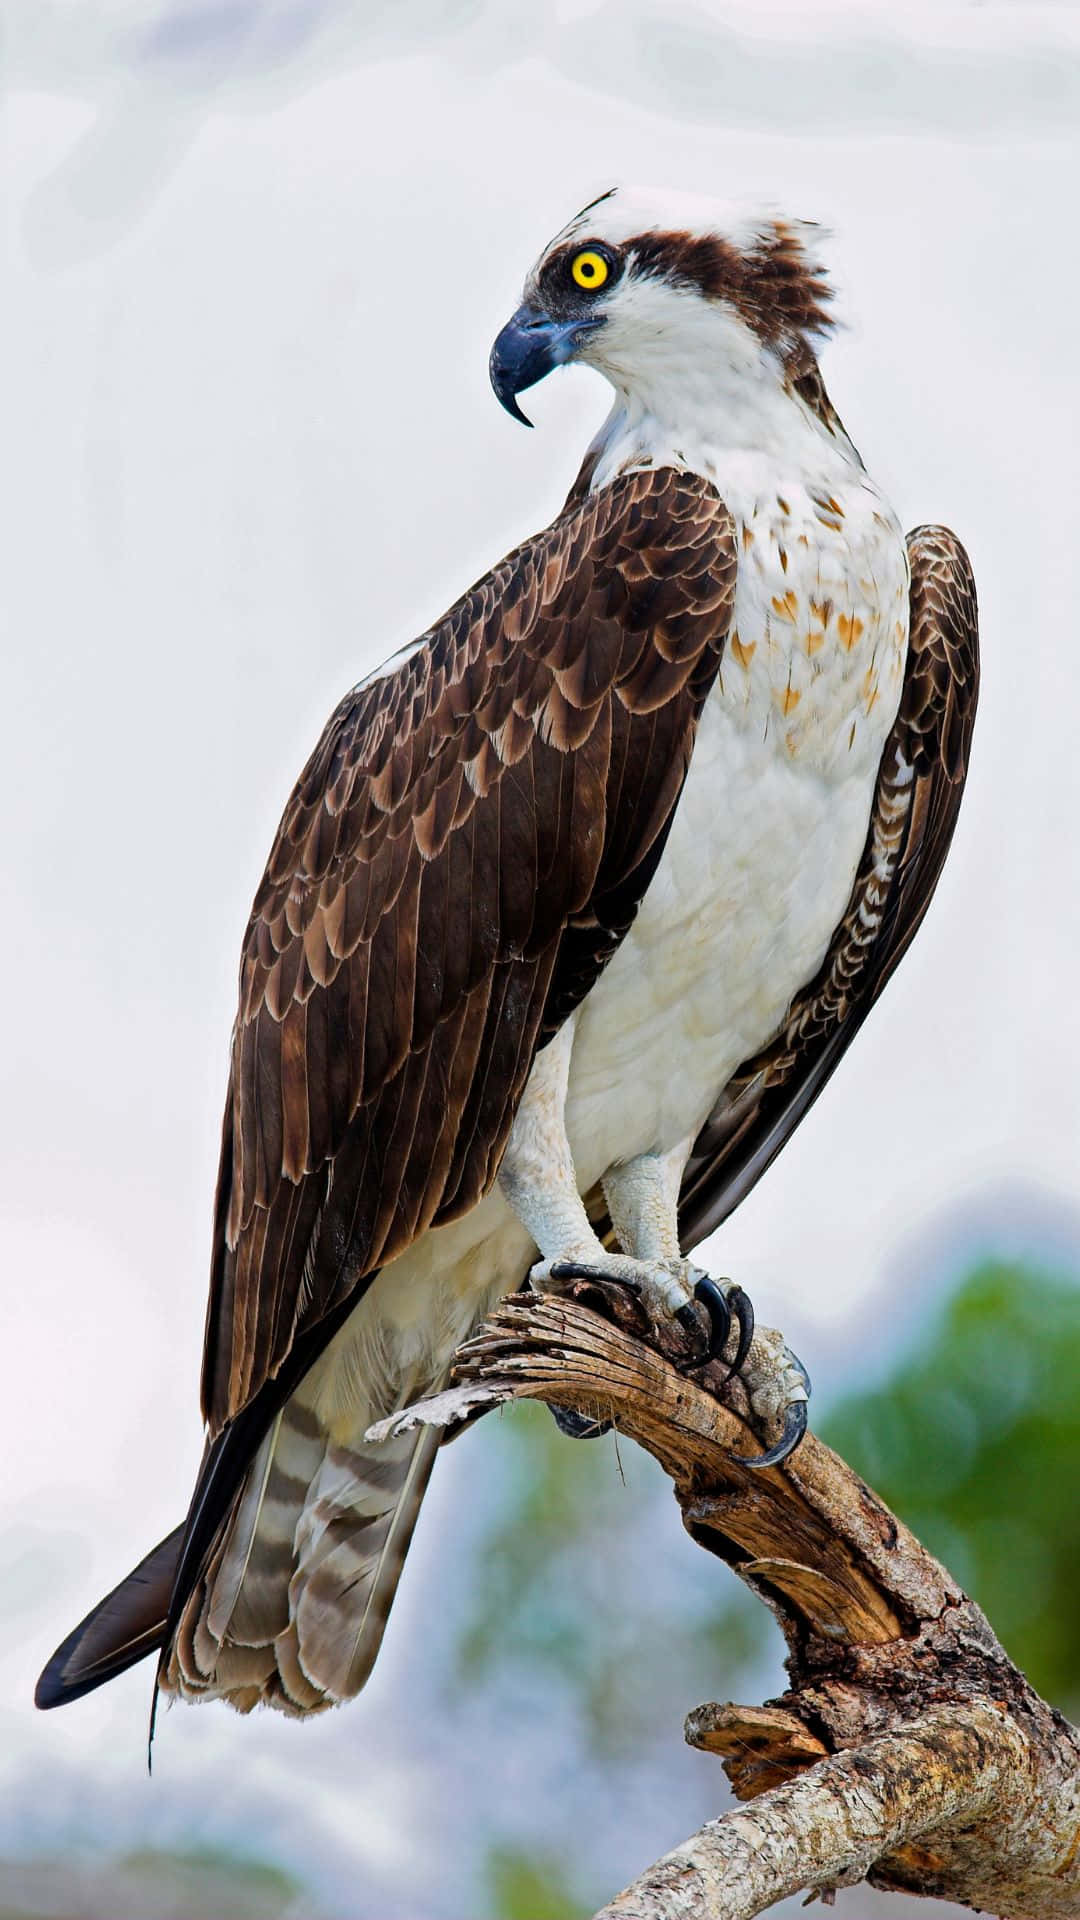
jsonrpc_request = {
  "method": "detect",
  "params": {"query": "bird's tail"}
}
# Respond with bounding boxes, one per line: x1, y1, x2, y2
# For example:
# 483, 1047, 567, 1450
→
163, 1383, 441, 1714
36, 1380, 441, 1718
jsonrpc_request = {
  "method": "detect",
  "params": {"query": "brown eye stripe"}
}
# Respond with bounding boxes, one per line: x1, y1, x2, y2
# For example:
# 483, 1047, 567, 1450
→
630, 222, 834, 373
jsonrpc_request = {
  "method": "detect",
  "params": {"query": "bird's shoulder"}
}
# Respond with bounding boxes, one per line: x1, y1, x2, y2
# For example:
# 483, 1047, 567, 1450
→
238, 463, 738, 1025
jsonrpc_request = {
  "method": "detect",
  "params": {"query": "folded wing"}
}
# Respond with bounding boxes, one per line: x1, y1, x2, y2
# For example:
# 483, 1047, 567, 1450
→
37, 466, 737, 1712
205, 465, 737, 1433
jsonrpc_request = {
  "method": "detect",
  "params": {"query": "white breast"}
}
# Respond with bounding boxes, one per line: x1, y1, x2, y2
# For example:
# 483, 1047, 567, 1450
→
564, 457, 909, 1185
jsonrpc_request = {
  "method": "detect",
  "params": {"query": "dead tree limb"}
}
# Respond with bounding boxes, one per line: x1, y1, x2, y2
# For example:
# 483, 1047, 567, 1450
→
431, 1287, 1080, 1920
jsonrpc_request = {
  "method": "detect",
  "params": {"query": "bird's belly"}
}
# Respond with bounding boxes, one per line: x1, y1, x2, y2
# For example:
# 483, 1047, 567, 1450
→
564, 690, 886, 1187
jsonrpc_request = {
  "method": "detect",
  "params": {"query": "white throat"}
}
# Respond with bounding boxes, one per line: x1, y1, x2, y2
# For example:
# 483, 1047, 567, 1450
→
580, 276, 857, 495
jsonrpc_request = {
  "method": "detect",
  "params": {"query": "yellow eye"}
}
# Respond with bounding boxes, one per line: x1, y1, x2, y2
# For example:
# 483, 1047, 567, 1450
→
571, 249, 610, 291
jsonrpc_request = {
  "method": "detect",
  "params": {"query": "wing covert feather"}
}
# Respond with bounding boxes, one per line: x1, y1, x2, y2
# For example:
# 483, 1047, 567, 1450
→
201, 468, 737, 1431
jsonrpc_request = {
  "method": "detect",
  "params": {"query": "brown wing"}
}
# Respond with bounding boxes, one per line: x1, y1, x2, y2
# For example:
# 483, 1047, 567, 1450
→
676, 522, 979, 1247
200, 466, 737, 1434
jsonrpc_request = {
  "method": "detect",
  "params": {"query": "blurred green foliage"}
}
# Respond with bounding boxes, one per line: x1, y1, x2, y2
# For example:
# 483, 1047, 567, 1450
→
485, 1847, 586, 1920
0, 1845, 307, 1920
824, 1260, 1080, 1713
452, 1400, 769, 1757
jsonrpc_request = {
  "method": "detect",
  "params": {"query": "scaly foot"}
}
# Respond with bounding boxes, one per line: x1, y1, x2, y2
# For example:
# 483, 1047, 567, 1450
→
532, 1253, 809, 1469
531, 1253, 752, 1367
727, 1324, 811, 1470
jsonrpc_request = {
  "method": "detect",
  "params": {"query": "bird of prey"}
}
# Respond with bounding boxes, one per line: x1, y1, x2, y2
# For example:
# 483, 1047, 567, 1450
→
37, 187, 977, 1721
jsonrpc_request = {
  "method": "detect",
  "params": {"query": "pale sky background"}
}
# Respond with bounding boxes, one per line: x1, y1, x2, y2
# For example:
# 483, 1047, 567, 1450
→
4, 1, 1080, 1915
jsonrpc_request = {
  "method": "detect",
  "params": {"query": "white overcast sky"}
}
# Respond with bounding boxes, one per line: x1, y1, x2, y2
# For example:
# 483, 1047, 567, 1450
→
3, 2, 1080, 1915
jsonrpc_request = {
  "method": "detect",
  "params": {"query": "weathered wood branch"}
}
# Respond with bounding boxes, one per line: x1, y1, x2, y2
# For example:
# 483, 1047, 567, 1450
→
436, 1286, 1080, 1920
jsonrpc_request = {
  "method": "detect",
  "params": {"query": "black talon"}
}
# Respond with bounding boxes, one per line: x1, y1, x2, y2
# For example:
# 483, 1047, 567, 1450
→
722, 1283, 755, 1380
737, 1396, 809, 1471
691, 1273, 734, 1363
548, 1404, 613, 1441
676, 1287, 725, 1360
547, 1261, 612, 1284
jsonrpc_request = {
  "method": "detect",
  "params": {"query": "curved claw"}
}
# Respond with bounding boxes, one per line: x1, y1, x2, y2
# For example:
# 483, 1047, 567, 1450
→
548, 1403, 613, 1441
736, 1397, 809, 1471
547, 1261, 612, 1284
721, 1282, 755, 1380
682, 1274, 729, 1360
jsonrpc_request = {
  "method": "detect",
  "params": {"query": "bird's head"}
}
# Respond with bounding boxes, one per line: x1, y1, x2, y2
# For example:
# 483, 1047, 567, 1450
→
490, 187, 836, 439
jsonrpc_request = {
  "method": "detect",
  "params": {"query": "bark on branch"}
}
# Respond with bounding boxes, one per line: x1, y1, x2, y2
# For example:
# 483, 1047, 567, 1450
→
432, 1286, 1080, 1920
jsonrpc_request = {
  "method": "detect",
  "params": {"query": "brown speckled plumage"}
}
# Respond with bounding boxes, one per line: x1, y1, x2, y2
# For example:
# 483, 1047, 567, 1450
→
204, 466, 737, 1435
38, 464, 739, 1714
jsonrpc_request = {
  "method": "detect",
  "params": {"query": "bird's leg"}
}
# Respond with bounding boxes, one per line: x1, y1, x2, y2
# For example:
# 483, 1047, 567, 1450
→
498, 1038, 809, 1464
600, 1140, 752, 1366
603, 1146, 811, 1468
499, 1029, 720, 1436
498, 1021, 626, 1440
498, 1032, 706, 1338
497, 1020, 612, 1289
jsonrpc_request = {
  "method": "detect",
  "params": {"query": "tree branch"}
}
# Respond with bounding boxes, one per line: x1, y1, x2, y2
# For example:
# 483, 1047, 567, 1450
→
429, 1288, 1080, 1920
594, 1707, 1013, 1920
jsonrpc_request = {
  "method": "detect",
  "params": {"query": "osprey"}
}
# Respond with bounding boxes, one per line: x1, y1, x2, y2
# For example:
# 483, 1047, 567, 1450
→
37, 187, 977, 1720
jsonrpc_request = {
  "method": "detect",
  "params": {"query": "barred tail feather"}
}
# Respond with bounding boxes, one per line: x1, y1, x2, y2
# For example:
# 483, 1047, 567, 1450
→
37, 1266, 485, 1719
163, 1382, 441, 1715
290, 1422, 441, 1700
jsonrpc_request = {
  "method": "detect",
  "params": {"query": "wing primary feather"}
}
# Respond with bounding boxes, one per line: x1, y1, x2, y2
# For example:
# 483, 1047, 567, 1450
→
35, 1524, 185, 1710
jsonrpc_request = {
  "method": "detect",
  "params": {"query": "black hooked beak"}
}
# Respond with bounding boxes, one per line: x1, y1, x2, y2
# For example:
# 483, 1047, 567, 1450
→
489, 304, 605, 426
